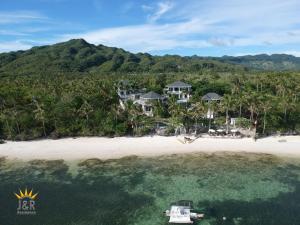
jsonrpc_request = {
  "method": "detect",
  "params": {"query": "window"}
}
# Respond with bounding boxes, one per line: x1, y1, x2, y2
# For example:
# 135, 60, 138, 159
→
145, 106, 151, 112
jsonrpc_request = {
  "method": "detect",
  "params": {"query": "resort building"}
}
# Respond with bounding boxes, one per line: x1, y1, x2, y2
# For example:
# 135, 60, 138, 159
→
117, 80, 132, 100
202, 92, 222, 119
134, 91, 164, 117
165, 81, 192, 103
202, 92, 222, 102
117, 80, 146, 109
117, 80, 224, 119
117, 80, 146, 101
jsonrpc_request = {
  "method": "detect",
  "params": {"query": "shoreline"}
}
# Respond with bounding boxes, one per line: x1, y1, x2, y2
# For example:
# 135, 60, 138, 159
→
0, 135, 300, 161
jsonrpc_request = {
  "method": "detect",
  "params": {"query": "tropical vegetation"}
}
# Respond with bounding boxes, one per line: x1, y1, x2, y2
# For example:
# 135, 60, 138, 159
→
0, 39, 299, 140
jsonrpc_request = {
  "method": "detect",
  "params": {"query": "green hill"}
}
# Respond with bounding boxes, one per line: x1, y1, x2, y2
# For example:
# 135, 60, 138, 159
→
217, 54, 300, 71
1, 39, 300, 77
0, 39, 245, 76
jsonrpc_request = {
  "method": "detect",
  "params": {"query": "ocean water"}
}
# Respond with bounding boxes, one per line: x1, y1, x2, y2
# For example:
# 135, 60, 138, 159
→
0, 152, 300, 225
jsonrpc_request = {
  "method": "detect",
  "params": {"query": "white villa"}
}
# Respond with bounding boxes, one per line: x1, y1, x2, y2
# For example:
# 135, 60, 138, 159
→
117, 80, 145, 102
202, 92, 222, 119
134, 91, 164, 117
165, 81, 192, 103
117, 80, 223, 119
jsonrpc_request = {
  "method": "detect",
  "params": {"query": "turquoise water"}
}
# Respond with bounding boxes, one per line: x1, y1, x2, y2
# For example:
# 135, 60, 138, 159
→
0, 152, 300, 225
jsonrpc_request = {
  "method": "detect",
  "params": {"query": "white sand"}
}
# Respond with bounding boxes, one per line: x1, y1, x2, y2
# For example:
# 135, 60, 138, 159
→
0, 135, 299, 161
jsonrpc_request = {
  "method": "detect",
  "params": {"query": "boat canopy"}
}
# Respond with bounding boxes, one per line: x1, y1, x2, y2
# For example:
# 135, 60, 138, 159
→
169, 206, 193, 224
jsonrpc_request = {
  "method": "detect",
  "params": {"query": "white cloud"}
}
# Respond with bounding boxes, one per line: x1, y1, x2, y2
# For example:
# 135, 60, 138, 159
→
0, 30, 27, 36
58, 0, 300, 54
0, 10, 47, 24
0, 41, 32, 52
283, 51, 300, 57
60, 19, 208, 52
141, 5, 153, 11
145, 1, 174, 22
2, 0, 300, 55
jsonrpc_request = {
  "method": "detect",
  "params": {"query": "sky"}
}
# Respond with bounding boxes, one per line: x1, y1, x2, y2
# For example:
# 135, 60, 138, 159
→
1, 0, 300, 56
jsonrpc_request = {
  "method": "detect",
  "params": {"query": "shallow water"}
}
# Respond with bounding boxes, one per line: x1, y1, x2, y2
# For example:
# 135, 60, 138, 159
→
0, 152, 300, 225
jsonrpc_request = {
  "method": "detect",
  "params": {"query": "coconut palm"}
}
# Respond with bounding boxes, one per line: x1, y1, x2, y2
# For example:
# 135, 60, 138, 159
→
0, 107, 12, 139
125, 100, 143, 134
236, 93, 247, 118
78, 100, 94, 124
168, 96, 181, 118
33, 100, 47, 137
205, 100, 219, 130
220, 94, 235, 133
259, 94, 273, 134
245, 91, 260, 123
152, 100, 166, 118
188, 100, 206, 128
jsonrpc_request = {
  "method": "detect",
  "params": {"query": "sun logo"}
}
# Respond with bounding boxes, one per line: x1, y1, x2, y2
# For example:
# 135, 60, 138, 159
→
14, 188, 38, 200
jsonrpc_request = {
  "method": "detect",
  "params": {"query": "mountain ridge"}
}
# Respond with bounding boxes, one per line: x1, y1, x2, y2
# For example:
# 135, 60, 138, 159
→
1, 39, 300, 76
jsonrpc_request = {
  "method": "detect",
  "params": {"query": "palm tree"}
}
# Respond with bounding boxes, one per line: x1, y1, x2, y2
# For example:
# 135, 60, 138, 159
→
205, 100, 219, 130
168, 96, 181, 118
259, 94, 273, 134
12, 108, 21, 135
125, 100, 143, 134
0, 100, 12, 139
152, 100, 166, 118
189, 100, 206, 128
236, 93, 246, 118
78, 100, 94, 124
167, 96, 188, 133
220, 94, 235, 133
279, 89, 296, 124
245, 91, 259, 123
33, 100, 47, 137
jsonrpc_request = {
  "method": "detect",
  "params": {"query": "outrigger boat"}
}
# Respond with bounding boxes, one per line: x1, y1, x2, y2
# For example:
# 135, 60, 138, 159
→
164, 200, 204, 224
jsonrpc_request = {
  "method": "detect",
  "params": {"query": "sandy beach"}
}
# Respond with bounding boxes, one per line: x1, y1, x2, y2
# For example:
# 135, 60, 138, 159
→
0, 135, 299, 161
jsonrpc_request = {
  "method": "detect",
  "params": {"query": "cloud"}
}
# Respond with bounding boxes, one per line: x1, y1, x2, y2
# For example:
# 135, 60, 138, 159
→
0, 10, 47, 24
208, 38, 235, 47
141, 5, 153, 12
146, 1, 174, 22
0, 41, 32, 52
0, 30, 27, 36
2, 0, 300, 55
57, 0, 300, 54
234, 49, 300, 57
283, 51, 300, 57
60, 19, 209, 52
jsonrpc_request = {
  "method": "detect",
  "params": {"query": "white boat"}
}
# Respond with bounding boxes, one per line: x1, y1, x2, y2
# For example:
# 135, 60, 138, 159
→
164, 200, 204, 224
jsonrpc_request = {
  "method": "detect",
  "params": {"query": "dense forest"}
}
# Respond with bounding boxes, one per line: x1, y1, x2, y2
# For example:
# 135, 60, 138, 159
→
1, 39, 300, 77
0, 39, 299, 140
0, 39, 245, 77
213, 54, 300, 71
